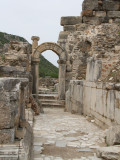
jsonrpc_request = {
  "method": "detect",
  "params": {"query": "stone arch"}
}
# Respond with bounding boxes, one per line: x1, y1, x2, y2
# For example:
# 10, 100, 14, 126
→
31, 37, 67, 100
33, 42, 67, 61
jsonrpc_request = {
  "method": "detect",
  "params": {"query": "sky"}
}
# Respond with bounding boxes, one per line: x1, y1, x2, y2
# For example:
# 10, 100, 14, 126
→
0, 0, 83, 66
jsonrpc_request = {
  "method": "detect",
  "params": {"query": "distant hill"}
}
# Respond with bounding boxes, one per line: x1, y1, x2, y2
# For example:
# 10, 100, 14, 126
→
0, 32, 58, 78
39, 55, 58, 78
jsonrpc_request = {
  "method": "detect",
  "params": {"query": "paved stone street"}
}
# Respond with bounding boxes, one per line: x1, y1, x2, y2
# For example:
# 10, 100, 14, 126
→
33, 108, 106, 160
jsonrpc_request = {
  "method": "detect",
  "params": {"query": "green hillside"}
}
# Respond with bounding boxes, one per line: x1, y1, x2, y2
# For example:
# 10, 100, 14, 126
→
39, 55, 58, 78
0, 32, 58, 78
0, 32, 26, 48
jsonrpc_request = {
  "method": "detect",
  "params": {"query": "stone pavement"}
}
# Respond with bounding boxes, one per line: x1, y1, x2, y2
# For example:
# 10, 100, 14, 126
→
33, 108, 106, 160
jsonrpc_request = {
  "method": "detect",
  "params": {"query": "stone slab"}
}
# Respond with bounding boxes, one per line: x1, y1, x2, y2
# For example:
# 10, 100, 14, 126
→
61, 17, 82, 26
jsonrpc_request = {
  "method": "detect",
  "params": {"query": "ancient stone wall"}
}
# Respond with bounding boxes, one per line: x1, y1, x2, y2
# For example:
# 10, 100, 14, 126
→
82, 0, 120, 24
58, 0, 120, 89
0, 41, 40, 159
64, 0, 120, 129
0, 78, 33, 159
66, 80, 120, 129
0, 41, 32, 72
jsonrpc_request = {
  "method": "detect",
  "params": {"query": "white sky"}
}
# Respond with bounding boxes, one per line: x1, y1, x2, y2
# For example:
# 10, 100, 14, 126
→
0, 0, 83, 66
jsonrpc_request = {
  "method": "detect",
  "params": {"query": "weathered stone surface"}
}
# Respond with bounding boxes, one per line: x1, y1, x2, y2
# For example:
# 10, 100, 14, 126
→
29, 95, 40, 115
83, 16, 109, 24
103, 1, 120, 11
0, 129, 15, 144
61, 17, 82, 26
97, 146, 120, 160
66, 80, 120, 127
115, 84, 120, 91
86, 58, 102, 82
107, 11, 120, 18
106, 126, 120, 146
0, 41, 32, 72
64, 25, 76, 32
82, 10, 93, 17
0, 78, 21, 129
33, 108, 106, 159
58, 31, 70, 40
95, 11, 106, 17
82, 0, 99, 11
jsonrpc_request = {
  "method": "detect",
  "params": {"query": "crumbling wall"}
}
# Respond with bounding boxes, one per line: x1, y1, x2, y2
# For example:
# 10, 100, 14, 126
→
0, 42, 39, 159
82, 0, 120, 24
64, 0, 120, 129
0, 78, 33, 159
58, 0, 120, 90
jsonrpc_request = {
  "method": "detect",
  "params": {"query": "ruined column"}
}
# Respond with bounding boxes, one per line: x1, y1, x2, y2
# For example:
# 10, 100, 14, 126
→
31, 36, 40, 95
31, 60, 40, 94
58, 59, 66, 100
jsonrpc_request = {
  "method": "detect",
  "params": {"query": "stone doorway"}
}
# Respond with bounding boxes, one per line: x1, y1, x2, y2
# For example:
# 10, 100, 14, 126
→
31, 36, 67, 100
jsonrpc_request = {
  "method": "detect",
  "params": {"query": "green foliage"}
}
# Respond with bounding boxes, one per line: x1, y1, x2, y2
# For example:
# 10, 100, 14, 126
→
0, 32, 27, 47
0, 32, 9, 46
39, 55, 58, 78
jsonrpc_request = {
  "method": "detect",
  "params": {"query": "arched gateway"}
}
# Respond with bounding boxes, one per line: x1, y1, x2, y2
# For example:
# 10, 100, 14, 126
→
31, 36, 67, 100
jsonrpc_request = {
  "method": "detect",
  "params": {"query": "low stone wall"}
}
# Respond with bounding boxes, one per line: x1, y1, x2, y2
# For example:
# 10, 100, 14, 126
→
66, 80, 120, 128
0, 78, 33, 159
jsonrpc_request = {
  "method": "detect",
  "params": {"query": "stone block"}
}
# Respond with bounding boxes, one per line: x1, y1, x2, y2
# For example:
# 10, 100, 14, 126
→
115, 83, 120, 91
82, 10, 93, 17
115, 91, 120, 109
61, 16, 82, 26
86, 58, 102, 82
103, 1, 120, 11
96, 89, 104, 116
115, 46, 120, 51
102, 90, 108, 117
106, 90, 115, 120
58, 31, 69, 40
83, 85, 92, 115
97, 146, 120, 160
95, 11, 106, 17
0, 100, 16, 129
106, 126, 120, 146
64, 25, 76, 32
107, 11, 120, 18
83, 16, 100, 25
115, 108, 120, 125
0, 129, 15, 144
83, 16, 109, 25
0, 78, 20, 92
82, 0, 99, 11
76, 23, 89, 31
90, 87, 96, 112
15, 128, 25, 139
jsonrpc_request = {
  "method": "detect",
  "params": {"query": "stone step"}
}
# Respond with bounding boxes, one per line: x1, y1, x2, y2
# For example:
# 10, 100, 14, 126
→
0, 144, 19, 158
42, 103, 64, 108
38, 94, 58, 100
39, 91, 58, 94
40, 99, 62, 104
